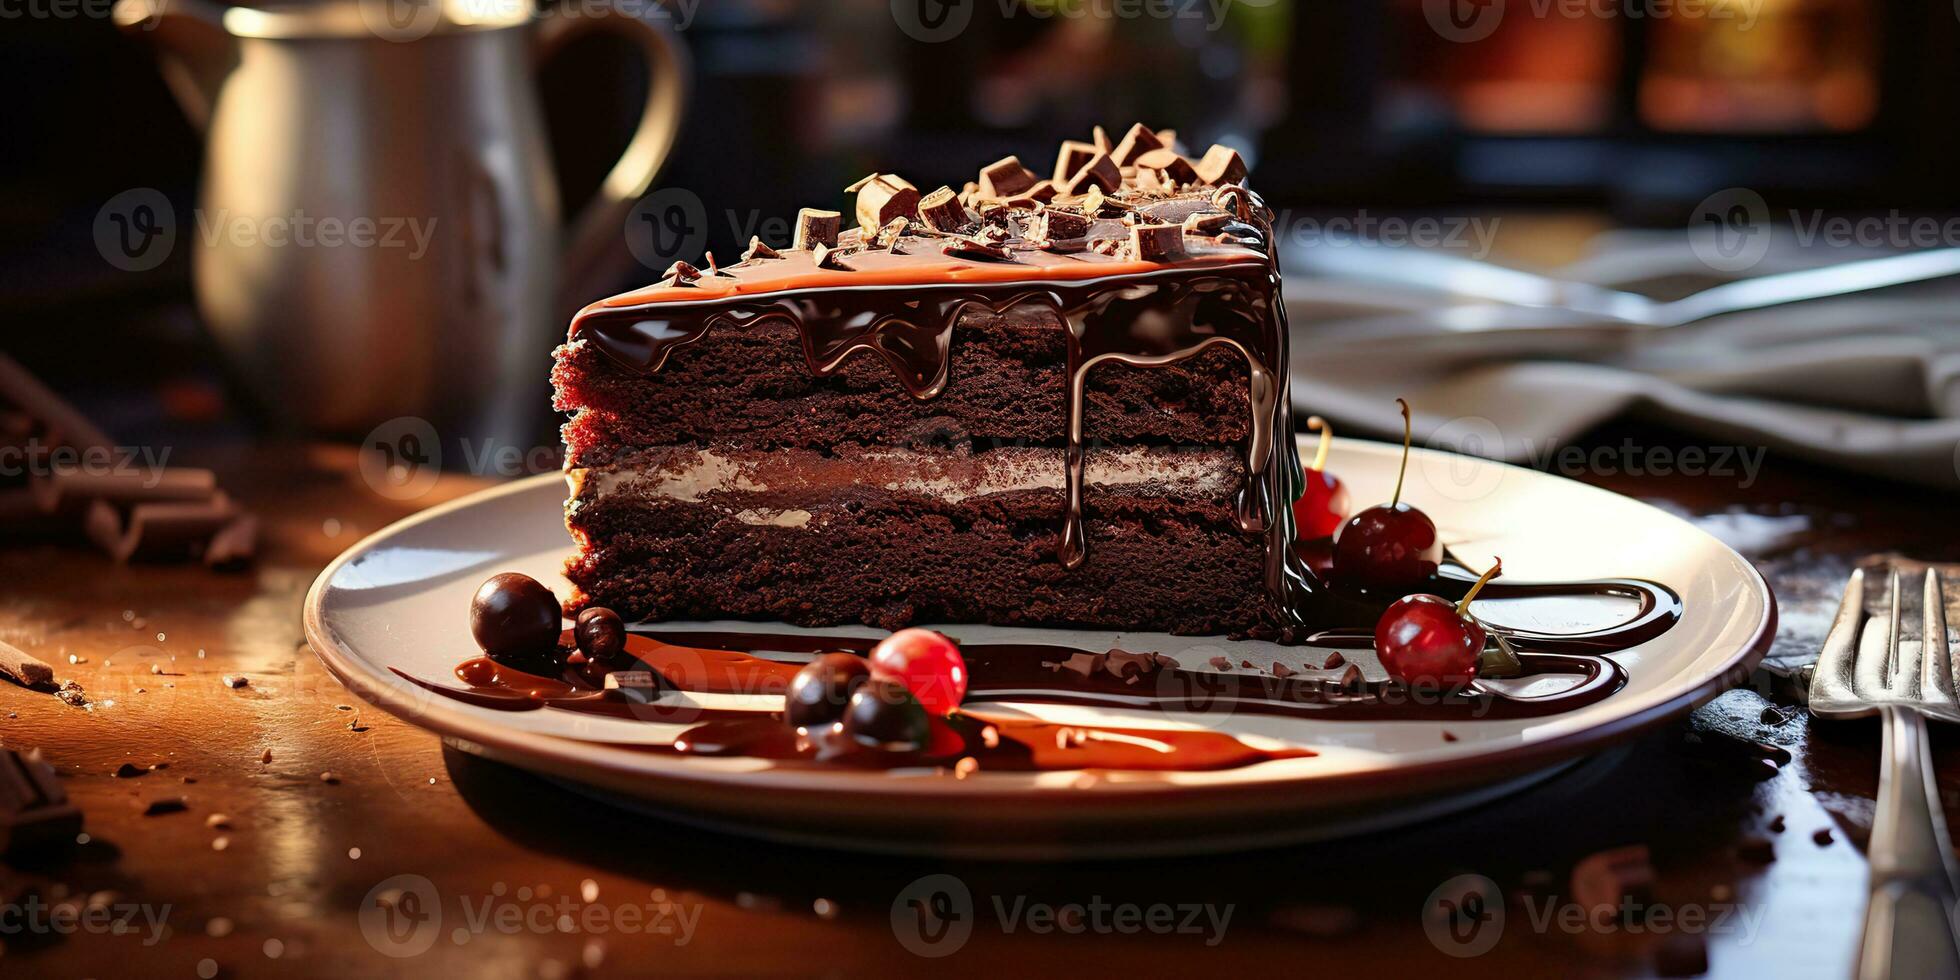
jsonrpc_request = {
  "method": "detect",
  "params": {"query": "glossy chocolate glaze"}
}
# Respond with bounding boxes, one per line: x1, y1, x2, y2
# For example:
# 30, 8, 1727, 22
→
569, 186, 1321, 635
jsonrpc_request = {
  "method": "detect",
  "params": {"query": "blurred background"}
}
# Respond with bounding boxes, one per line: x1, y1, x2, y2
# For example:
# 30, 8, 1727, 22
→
5, 0, 1959, 487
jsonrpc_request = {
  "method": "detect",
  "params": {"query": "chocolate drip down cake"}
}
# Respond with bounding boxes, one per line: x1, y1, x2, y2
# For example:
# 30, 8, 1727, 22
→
554, 125, 1318, 637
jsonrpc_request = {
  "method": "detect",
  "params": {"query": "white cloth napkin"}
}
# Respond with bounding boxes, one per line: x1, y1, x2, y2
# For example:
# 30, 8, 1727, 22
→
1283, 234, 1960, 490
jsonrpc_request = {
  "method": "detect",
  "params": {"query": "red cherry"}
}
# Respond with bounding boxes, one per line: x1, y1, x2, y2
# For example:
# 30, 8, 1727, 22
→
1374, 558, 1502, 688
1292, 415, 1350, 539
1332, 398, 1442, 591
869, 628, 968, 715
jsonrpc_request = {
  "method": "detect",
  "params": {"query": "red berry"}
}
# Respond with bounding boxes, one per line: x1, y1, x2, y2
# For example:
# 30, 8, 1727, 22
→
870, 628, 968, 715
1373, 558, 1501, 688
1375, 594, 1484, 688
1293, 468, 1351, 539
1333, 502, 1442, 591
1292, 415, 1350, 538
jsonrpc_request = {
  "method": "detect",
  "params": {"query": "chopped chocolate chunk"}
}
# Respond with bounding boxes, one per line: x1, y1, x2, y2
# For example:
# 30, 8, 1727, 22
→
1207, 655, 1233, 670
1061, 151, 1121, 196
319, 771, 342, 784
113, 763, 147, 778
1029, 208, 1090, 243
793, 208, 841, 250
1195, 144, 1248, 186
1182, 211, 1234, 236
55, 681, 87, 707
1088, 237, 1122, 256
1813, 827, 1833, 846
221, 674, 248, 689
977, 155, 1038, 199
141, 796, 187, 816
854, 174, 920, 234
1335, 664, 1363, 689
1270, 662, 1295, 678
1442, 730, 1458, 742
1321, 652, 1346, 669
604, 670, 666, 704
1240, 659, 1256, 669
917, 186, 967, 232
1128, 223, 1185, 261
870, 216, 910, 249
1767, 814, 1786, 833
701, 252, 736, 277
810, 243, 854, 271
1104, 650, 1155, 680
1057, 652, 1106, 679
1134, 148, 1198, 185
1053, 140, 1098, 185
0, 640, 54, 690
662, 260, 702, 285
1110, 123, 1162, 166
0, 749, 82, 856
1024, 180, 1058, 203
942, 239, 1014, 263
742, 237, 782, 262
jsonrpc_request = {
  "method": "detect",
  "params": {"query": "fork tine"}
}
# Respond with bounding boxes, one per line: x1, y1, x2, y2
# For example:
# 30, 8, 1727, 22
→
1814, 568, 1865, 706
1889, 568, 1922, 699
1926, 569, 1956, 703
1855, 569, 1897, 699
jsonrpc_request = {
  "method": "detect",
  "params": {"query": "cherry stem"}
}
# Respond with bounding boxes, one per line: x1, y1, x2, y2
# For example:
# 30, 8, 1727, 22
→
1457, 557, 1503, 618
1307, 416, 1332, 472
1390, 397, 1411, 507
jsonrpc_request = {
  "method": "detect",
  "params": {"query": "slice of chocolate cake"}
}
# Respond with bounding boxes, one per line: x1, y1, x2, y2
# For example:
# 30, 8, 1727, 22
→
553, 127, 1319, 637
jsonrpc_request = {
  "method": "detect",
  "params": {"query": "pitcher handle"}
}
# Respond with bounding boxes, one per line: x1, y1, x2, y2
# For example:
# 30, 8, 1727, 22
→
113, 0, 235, 131
535, 2, 691, 315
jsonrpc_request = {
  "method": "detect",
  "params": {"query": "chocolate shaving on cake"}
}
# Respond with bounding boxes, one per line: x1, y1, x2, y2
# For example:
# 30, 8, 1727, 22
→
853, 175, 920, 234
942, 238, 1015, 263
1129, 223, 1185, 261
702, 252, 737, 277
663, 260, 703, 285
917, 186, 968, 233
1194, 144, 1248, 186
1061, 151, 1121, 196
793, 208, 841, 250
869, 216, 911, 250
742, 236, 782, 262
1053, 140, 1098, 185
1134, 148, 1199, 185
1029, 208, 1091, 250
810, 243, 854, 271
1182, 211, 1235, 236
977, 155, 1038, 199
1110, 123, 1162, 166
1104, 650, 1156, 680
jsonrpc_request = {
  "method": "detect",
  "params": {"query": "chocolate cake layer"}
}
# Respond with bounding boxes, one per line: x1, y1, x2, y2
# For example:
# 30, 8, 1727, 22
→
552, 301, 1253, 466
553, 128, 1320, 636
564, 445, 1266, 634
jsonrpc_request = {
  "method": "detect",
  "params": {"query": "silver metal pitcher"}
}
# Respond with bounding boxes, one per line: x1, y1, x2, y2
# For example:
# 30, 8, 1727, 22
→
113, 0, 688, 442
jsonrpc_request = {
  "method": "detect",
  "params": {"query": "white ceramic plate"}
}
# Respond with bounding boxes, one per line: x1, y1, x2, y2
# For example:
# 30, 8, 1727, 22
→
304, 439, 1774, 858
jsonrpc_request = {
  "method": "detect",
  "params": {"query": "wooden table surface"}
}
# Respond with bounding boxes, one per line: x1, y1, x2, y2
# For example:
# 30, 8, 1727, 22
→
1, 432, 1955, 979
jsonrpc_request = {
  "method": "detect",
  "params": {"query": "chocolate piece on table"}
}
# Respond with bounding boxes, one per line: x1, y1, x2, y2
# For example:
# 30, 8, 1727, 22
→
28, 466, 217, 515
1061, 151, 1121, 196
793, 209, 842, 250
1053, 140, 1098, 185
917, 186, 968, 232
853, 175, 920, 234
1110, 123, 1162, 166
1134, 148, 1199, 185
1030, 208, 1090, 243
742, 236, 781, 262
0, 640, 54, 689
85, 495, 242, 564
1128, 223, 1185, 261
977, 155, 1038, 199
0, 749, 82, 856
1194, 144, 1248, 186
942, 238, 1014, 263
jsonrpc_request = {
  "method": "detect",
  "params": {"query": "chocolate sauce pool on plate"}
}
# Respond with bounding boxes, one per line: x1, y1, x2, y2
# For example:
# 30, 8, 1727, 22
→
400, 570, 1676, 773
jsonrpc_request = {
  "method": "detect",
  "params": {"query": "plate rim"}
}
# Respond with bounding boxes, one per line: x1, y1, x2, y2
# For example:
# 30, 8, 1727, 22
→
302, 440, 1777, 807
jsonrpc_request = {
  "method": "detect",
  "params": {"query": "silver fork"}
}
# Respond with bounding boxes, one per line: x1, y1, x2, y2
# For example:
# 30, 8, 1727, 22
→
1811, 567, 1960, 979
